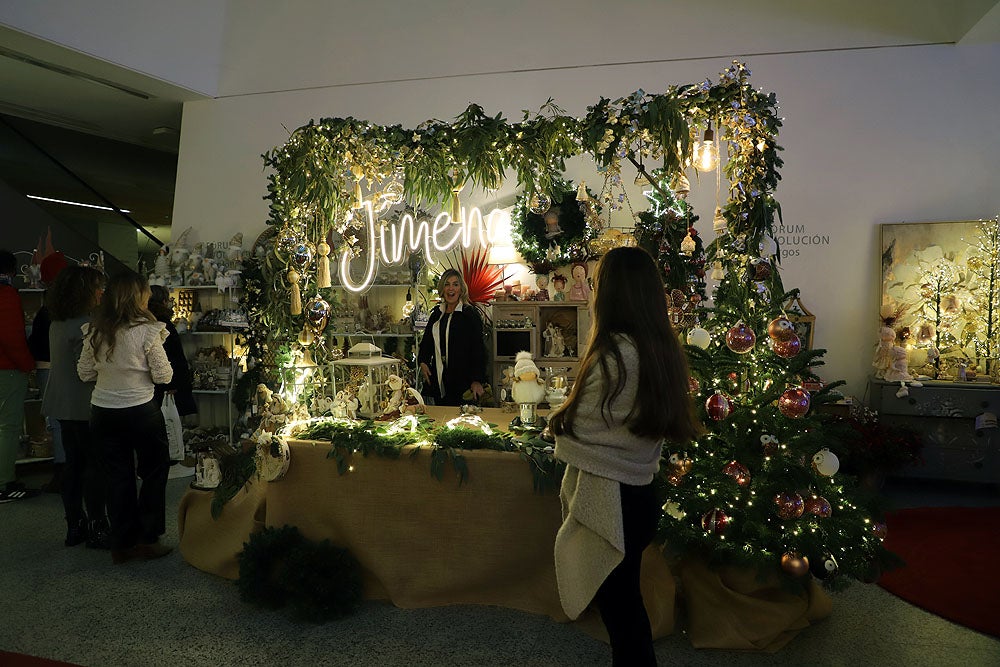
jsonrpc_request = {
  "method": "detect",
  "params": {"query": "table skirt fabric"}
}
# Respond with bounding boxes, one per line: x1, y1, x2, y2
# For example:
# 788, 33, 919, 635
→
177, 408, 829, 646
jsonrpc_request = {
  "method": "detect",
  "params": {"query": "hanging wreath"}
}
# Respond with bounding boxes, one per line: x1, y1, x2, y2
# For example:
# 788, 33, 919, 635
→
511, 179, 600, 274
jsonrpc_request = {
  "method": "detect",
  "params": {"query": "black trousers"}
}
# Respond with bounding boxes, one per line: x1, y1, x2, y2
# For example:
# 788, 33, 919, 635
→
594, 481, 659, 667
90, 401, 169, 550
58, 419, 107, 526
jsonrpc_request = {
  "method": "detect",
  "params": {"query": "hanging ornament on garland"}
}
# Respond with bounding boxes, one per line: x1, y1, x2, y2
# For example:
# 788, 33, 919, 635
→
713, 207, 727, 235
767, 316, 797, 341
316, 237, 332, 289
668, 289, 698, 329
810, 553, 839, 579
725, 321, 756, 354
663, 501, 686, 520
759, 433, 780, 457
687, 326, 711, 349
803, 495, 832, 518
811, 448, 840, 476
750, 257, 772, 281
287, 268, 303, 316
871, 520, 888, 542
528, 192, 551, 215
778, 387, 811, 418
701, 508, 730, 535
770, 335, 802, 359
688, 376, 701, 394
350, 164, 365, 209
680, 228, 697, 255
774, 492, 805, 519
705, 392, 733, 421
721, 460, 751, 486
665, 451, 693, 486
512, 179, 599, 273
780, 551, 810, 577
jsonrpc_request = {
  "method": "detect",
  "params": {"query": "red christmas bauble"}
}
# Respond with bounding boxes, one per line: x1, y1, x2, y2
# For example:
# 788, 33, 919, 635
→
705, 393, 733, 421
803, 495, 832, 518
771, 335, 802, 359
751, 257, 772, 281
767, 316, 797, 341
725, 322, 756, 354
774, 492, 805, 519
781, 551, 810, 577
778, 387, 811, 418
872, 521, 888, 542
721, 460, 751, 486
701, 509, 730, 535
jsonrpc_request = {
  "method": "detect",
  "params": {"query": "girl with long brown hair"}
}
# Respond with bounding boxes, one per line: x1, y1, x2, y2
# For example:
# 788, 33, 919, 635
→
78, 272, 174, 564
550, 246, 700, 666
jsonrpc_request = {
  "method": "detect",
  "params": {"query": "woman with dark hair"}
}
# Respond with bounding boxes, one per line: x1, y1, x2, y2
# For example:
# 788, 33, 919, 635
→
417, 268, 487, 406
44, 265, 109, 547
78, 272, 173, 564
550, 246, 701, 667
147, 285, 197, 421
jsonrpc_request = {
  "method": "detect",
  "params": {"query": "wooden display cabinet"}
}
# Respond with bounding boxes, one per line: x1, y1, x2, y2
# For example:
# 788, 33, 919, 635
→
491, 301, 590, 402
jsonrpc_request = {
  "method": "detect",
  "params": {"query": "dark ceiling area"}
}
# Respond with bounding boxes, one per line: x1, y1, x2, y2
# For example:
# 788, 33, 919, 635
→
0, 113, 178, 235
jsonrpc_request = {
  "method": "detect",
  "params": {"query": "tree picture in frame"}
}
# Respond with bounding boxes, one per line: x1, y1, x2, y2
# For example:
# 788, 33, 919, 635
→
879, 220, 997, 379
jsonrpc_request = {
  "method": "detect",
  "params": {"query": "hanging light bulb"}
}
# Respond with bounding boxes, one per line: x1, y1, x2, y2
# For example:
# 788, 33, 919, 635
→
694, 121, 719, 173
402, 287, 415, 317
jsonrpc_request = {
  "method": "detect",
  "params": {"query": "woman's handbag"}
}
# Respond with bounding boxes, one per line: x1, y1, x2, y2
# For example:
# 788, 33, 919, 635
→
161, 393, 185, 461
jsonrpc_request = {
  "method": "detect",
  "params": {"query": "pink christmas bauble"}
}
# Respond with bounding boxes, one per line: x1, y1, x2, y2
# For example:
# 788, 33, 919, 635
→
772, 334, 802, 359
778, 387, 811, 418
725, 322, 756, 354
705, 393, 733, 421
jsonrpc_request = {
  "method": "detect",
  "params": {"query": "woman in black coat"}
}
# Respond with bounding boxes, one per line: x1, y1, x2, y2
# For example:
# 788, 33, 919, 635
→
147, 285, 197, 418
417, 269, 487, 406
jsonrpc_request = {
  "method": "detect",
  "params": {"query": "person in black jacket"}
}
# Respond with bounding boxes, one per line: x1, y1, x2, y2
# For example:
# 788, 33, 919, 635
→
147, 285, 197, 419
417, 269, 487, 406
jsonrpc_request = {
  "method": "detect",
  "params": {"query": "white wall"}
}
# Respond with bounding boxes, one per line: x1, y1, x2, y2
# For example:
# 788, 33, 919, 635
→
0, 0, 227, 94
172, 41, 1000, 398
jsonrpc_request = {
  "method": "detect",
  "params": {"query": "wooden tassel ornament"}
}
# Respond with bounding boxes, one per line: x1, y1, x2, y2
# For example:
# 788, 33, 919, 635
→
350, 165, 365, 209
316, 239, 332, 288
288, 268, 302, 315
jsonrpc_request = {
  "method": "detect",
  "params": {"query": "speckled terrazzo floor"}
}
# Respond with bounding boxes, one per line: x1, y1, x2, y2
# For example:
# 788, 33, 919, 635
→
2, 473, 998, 667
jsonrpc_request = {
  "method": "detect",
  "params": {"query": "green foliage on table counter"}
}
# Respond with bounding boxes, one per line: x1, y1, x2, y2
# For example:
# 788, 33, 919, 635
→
211, 448, 257, 519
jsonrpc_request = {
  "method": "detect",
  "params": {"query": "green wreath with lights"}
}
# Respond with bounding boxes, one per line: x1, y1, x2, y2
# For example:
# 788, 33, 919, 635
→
510, 179, 599, 273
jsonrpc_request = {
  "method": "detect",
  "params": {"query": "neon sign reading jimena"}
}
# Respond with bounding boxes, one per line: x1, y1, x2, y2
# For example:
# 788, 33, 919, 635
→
338, 200, 510, 293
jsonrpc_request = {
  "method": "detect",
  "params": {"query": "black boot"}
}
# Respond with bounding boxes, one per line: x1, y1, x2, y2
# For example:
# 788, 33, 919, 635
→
65, 518, 88, 547
86, 518, 110, 550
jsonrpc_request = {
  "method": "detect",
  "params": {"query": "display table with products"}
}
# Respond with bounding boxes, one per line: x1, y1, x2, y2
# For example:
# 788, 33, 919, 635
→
178, 406, 829, 649
868, 378, 1000, 483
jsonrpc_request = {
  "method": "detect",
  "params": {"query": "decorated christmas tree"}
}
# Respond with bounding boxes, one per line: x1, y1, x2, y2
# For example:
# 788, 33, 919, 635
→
652, 65, 896, 587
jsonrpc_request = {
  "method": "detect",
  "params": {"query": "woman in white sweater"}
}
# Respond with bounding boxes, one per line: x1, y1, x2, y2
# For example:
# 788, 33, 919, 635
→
78, 272, 174, 565
550, 246, 700, 667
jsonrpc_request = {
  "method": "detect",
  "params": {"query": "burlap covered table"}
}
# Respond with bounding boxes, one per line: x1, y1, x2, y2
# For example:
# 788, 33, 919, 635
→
178, 406, 829, 648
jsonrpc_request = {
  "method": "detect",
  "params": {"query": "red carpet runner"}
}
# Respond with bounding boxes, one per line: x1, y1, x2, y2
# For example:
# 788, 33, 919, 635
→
878, 506, 1000, 638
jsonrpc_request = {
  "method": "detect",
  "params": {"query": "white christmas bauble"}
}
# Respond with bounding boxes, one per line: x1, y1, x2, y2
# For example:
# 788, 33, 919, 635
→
687, 327, 711, 349
812, 448, 840, 476
759, 234, 778, 258
663, 501, 687, 520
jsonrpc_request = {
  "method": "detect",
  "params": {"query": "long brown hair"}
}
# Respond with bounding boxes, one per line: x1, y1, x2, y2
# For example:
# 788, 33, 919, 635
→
549, 246, 701, 443
87, 271, 156, 360
47, 266, 105, 321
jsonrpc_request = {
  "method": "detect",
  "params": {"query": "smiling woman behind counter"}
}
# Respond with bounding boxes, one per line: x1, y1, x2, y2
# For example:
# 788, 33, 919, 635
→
417, 269, 487, 406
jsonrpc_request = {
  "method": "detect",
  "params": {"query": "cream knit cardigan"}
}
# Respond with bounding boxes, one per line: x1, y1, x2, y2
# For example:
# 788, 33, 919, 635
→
78, 321, 172, 409
553, 335, 663, 619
